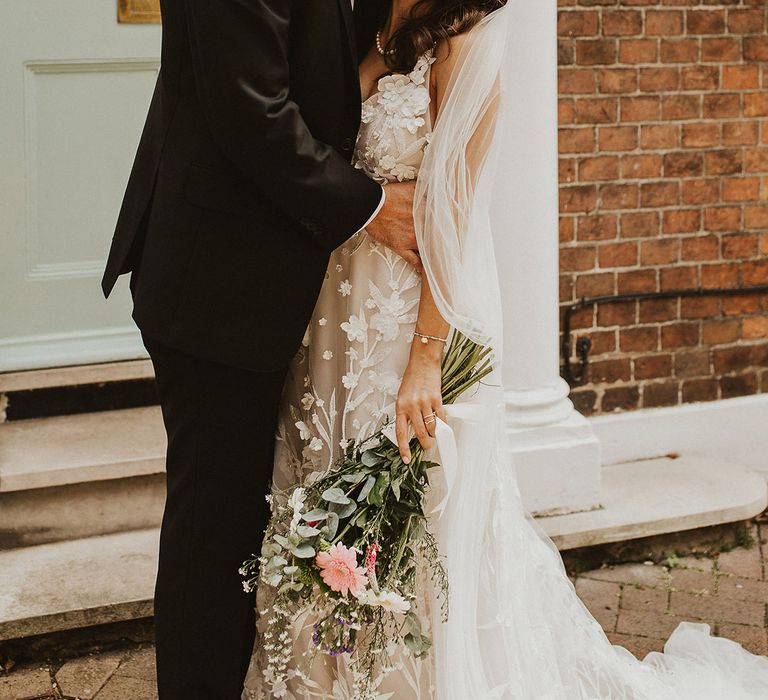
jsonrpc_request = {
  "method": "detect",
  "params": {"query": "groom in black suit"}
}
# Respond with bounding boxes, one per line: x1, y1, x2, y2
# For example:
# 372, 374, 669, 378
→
101, 0, 406, 697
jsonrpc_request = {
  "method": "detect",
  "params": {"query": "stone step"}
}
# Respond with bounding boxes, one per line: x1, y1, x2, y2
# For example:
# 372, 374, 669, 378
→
0, 528, 158, 642
540, 454, 768, 550
2, 455, 765, 642
0, 407, 166, 548
0, 360, 153, 393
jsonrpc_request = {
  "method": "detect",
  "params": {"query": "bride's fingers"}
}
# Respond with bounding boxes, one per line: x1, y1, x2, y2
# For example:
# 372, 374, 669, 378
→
424, 406, 437, 438
411, 405, 433, 450
395, 411, 411, 464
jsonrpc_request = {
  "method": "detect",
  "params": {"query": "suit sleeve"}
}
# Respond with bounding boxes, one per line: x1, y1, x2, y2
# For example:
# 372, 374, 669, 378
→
183, 0, 383, 251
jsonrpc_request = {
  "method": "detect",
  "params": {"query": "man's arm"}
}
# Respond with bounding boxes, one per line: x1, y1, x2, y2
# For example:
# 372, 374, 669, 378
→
184, 0, 382, 251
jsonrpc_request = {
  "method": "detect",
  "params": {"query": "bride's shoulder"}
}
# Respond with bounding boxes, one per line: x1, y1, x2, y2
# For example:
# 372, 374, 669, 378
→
431, 16, 500, 109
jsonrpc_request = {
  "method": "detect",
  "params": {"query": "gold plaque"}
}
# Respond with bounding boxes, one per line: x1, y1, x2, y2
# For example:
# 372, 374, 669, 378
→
119, 0, 161, 23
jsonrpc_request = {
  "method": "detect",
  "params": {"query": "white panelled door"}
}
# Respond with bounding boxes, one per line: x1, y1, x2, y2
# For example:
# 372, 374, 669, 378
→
0, 1, 161, 371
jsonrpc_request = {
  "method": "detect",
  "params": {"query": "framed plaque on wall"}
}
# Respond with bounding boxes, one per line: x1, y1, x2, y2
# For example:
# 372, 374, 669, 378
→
118, 0, 161, 23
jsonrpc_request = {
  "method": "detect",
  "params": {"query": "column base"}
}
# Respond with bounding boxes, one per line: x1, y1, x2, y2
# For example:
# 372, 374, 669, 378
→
504, 382, 602, 516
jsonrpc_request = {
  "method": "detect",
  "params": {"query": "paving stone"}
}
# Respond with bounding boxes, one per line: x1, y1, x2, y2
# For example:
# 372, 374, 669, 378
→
615, 610, 689, 639
580, 562, 669, 588
669, 591, 765, 626
667, 556, 715, 572
55, 652, 123, 700
95, 673, 158, 700
667, 566, 717, 594
717, 574, 768, 603
620, 585, 668, 613
113, 647, 156, 682
717, 623, 768, 656
606, 632, 665, 660
574, 578, 621, 612
717, 546, 763, 580
0, 665, 53, 700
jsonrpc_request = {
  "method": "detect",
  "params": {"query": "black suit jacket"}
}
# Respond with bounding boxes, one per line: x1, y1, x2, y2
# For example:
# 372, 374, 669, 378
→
101, 0, 387, 371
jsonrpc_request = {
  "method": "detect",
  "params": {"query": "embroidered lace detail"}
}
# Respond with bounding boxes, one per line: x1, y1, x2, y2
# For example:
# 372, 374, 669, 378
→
354, 51, 435, 184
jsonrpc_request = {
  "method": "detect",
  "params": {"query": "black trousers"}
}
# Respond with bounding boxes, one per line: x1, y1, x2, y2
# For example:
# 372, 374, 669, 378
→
142, 330, 288, 699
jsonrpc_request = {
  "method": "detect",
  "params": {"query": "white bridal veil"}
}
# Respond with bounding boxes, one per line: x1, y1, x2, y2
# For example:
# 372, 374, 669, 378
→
416, 5, 768, 699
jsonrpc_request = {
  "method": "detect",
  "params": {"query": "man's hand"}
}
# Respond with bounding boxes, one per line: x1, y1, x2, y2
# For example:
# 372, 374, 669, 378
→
365, 181, 421, 270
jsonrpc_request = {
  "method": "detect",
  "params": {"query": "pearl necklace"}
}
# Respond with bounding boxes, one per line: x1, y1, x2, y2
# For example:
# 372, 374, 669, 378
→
375, 29, 394, 56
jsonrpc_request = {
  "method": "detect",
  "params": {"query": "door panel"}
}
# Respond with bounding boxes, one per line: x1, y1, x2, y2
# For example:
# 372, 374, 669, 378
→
0, 1, 161, 371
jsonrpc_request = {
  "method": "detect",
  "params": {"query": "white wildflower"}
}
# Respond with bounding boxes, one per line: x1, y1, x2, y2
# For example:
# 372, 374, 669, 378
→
354, 589, 410, 614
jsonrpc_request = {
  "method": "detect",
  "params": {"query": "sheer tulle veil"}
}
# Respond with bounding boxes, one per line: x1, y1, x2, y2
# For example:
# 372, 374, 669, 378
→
415, 5, 768, 699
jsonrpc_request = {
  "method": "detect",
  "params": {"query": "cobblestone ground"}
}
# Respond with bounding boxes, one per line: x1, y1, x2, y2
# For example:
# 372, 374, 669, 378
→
3, 522, 767, 699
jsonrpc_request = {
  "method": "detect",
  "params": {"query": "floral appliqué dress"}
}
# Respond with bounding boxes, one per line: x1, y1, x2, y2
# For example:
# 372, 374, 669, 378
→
242, 53, 439, 700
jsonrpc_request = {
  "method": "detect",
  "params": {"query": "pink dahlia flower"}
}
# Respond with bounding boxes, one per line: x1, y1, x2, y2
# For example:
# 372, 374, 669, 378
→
315, 543, 368, 598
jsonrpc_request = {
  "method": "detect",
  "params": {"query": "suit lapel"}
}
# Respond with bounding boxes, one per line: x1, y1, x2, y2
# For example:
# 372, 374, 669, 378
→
337, 0, 358, 69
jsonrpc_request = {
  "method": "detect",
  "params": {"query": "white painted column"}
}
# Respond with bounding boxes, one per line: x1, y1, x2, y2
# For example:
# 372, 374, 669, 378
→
492, 0, 601, 515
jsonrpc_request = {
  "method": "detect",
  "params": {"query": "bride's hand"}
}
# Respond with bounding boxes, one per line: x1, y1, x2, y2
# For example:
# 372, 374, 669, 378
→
395, 341, 446, 464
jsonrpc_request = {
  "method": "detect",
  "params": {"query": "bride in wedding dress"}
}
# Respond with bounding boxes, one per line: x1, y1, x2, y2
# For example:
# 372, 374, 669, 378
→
244, 1, 768, 698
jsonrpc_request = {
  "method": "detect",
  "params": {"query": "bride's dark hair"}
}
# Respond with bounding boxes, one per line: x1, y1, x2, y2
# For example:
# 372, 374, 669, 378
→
383, 0, 506, 73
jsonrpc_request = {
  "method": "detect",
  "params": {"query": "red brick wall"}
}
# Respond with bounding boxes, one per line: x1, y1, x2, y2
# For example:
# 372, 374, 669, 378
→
558, 0, 768, 414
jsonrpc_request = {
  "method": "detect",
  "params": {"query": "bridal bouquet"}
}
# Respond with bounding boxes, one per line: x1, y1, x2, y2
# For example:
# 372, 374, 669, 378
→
240, 332, 492, 697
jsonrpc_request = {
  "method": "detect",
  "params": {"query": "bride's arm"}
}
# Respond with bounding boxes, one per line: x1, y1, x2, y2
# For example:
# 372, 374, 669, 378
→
395, 275, 450, 464
394, 36, 474, 464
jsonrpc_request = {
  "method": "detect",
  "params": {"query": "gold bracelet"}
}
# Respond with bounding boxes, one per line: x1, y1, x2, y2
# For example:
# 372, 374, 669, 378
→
413, 331, 448, 345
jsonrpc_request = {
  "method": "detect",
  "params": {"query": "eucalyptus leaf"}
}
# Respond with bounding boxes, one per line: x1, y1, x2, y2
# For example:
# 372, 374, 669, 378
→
261, 542, 282, 558
325, 512, 340, 540
361, 450, 382, 467
292, 544, 316, 559
357, 475, 376, 502
302, 509, 329, 522
334, 499, 357, 519
404, 632, 423, 655
341, 472, 366, 484
405, 611, 422, 636
296, 525, 321, 538
272, 534, 290, 549
267, 573, 282, 587
283, 565, 299, 575
322, 487, 351, 505
403, 631, 432, 659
